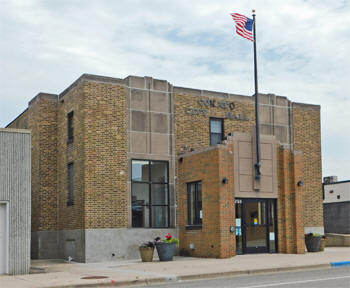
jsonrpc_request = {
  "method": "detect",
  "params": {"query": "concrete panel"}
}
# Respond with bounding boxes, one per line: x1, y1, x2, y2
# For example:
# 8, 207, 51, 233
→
259, 94, 271, 104
150, 92, 168, 113
85, 228, 177, 262
153, 79, 168, 92
261, 143, 272, 159
151, 134, 169, 155
58, 229, 86, 262
304, 227, 324, 235
130, 132, 147, 153
239, 158, 253, 175
0, 129, 31, 275
131, 111, 148, 132
130, 89, 148, 111
261, 159, 273, 176
240, 175, 253, 191
260, 124, 272, 136
128, 76, 145, 89
276, 97, 288, 106
151, 113, 168, 133
259, 106, 271, 123
274, 125, 289, 144
31, 231, 59, 259
275, 107, 289, 125
238, 141, 252, 158
260, 176, 273, 193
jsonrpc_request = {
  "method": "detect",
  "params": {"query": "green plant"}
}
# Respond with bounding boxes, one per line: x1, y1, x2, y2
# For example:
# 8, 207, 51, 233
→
305, 233, 322, 238
155, 233, 179, 246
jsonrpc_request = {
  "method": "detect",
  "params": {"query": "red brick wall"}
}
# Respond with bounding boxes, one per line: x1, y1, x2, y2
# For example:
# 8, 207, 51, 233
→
178, 145, 235, 258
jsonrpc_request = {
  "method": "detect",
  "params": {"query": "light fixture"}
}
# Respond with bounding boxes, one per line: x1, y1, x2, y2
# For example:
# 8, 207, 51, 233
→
222, 177, 228, 184
297, 181, 304, 187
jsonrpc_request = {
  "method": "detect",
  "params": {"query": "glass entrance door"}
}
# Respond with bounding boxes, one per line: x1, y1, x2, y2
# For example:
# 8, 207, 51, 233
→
235, 198, 277, 254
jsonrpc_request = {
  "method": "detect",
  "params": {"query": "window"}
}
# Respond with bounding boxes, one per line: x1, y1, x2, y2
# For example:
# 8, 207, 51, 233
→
131, 160, 169, 228
67, 163, 74, 206
67, 111, 74, 143
187, 181, 202, 226
210, 118, 224, 146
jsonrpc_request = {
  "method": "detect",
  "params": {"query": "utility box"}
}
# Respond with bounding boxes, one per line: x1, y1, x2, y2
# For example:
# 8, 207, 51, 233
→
0, 129, 31, 275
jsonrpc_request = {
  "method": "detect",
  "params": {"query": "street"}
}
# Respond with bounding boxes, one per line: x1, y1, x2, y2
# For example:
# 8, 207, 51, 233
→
132, 267, 350, 288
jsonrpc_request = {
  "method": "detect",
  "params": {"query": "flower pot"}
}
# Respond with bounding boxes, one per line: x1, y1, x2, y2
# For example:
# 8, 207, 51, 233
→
320, 239, 326, 251
305, 236, 322, 252
156, 242, 176, 261
139, 246, 154, 262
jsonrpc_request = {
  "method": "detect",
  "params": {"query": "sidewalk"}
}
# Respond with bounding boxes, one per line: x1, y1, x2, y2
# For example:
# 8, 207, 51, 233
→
1, 247, 350, 288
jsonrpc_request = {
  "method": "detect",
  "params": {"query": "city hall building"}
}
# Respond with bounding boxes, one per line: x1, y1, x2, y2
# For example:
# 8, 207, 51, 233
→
7, 74, 323, 262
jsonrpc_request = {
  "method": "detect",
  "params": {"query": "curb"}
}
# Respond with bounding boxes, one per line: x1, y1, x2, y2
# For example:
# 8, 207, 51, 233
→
49, 263, 332, 288
331, 261, 350, 267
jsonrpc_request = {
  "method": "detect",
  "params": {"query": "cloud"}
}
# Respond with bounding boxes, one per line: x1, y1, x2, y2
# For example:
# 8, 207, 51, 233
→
0, 0, 349, 179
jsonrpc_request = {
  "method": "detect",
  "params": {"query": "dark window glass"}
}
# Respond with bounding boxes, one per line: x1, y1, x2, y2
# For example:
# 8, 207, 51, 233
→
151, 161, 168, 183
210, 118, 223, 146
131, 160, 169, 228
67, 163, 74, 206
187, 181, 202, 226
67, 111, 74, 143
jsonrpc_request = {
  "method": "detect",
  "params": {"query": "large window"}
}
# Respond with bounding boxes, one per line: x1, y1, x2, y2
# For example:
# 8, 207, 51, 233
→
67, 162, 74, 206
131, 160, 169, 228
210, 118, 224, 146
67, 111, 74, 143
187, 181, 202, 226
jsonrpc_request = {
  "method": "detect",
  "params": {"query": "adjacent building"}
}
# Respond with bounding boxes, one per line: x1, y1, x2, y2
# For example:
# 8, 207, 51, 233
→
7, 74, 323, 262
323, 177, 350, 235
0, 129, 31, 274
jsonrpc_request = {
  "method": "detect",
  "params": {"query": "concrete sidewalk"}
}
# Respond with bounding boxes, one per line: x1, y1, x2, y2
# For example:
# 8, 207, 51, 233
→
1, 247, 350, 288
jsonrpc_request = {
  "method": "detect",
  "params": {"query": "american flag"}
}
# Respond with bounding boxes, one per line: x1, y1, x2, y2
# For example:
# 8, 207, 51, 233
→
231, 13, 254, 42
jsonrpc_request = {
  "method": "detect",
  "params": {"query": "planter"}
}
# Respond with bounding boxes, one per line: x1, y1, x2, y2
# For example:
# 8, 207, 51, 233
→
156, 242, 176, 261
139, 246, 154, 262
305, 235, 322, 252
320, 239, 326, 251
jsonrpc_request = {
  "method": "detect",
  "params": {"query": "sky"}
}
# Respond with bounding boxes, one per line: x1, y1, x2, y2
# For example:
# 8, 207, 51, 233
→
1, 0, 349, 180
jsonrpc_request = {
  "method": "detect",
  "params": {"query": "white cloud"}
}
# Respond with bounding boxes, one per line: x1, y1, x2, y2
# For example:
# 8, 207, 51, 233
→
0, 0, 349, 179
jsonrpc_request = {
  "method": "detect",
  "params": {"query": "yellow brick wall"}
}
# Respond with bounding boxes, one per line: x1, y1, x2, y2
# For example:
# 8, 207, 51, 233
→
292, 104, 323, 228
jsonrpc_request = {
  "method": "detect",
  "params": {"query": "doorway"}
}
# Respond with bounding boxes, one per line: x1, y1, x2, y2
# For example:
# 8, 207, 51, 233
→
235, 198, 277, 254
0, 202, 8, 274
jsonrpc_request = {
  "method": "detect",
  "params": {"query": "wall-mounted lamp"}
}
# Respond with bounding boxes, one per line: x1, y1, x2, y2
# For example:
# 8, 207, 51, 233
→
222, 177, 229, 184
178, 157, 183, 163
190, 148, 195, 152
297, 181, 304, 187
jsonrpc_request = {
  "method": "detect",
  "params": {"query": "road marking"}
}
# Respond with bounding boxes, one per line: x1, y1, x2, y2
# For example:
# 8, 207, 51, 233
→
236, 275, 350, 288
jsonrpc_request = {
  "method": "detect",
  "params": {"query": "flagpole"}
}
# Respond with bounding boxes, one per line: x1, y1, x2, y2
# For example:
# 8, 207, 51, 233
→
252, 9, 261, 180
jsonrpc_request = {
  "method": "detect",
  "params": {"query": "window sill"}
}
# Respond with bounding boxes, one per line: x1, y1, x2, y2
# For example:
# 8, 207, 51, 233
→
185, 225, 202, 230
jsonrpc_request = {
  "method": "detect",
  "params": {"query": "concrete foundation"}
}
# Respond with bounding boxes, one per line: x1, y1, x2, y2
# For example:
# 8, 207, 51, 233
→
32, 228, 178, 262
325, 233, 350, 247
304, 227, 324, 235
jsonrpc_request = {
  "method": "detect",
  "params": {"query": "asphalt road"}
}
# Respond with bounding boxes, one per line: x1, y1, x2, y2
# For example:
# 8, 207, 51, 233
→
134, 267, 350, 288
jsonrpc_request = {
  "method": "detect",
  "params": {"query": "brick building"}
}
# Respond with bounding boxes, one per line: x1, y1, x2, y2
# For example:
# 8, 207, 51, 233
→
7, 74, 323, 262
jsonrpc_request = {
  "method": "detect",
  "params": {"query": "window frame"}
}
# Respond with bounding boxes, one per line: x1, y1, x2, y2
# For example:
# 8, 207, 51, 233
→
187, 181, 202, 228
131, 159, 170, 228
67, 162, 74, 206
209, 117, 224, 146
67, 111, 74, 143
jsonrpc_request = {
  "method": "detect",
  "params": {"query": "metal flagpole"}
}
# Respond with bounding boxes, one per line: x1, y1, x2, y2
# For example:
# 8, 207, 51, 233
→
252, 9, 261, 180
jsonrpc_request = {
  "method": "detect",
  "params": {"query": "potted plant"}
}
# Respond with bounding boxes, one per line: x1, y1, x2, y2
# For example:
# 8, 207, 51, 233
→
139, 241, 155, 262
320, 235, 327, 251
155, 233, 179, 261
305, 233, 322, 252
